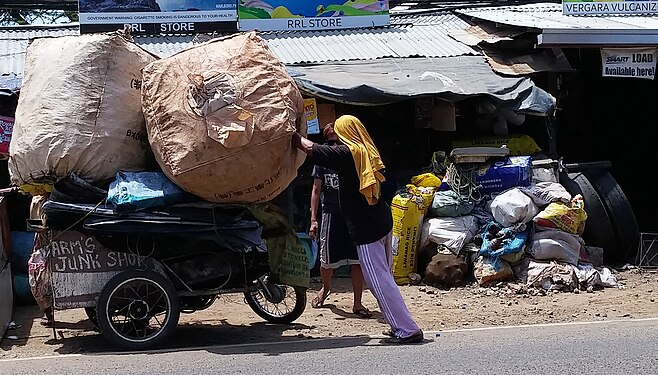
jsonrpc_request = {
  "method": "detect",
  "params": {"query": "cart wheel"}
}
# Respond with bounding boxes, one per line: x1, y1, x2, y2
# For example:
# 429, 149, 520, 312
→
85, 307, 98, 327
97, 270, 180, 350
245, 278, 306, 324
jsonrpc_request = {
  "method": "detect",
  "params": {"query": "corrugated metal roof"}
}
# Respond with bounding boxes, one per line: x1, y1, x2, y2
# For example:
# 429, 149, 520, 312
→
134, 35, 195, 58
390, 11, 471, 27
457, 2, 658, 31
261, 12, 477, 64
0, 24, 79, 77
0, 12, 478, 76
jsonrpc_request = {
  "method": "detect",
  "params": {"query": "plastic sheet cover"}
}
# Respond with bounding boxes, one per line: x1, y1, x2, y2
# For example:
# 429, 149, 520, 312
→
289, 56, 555, 115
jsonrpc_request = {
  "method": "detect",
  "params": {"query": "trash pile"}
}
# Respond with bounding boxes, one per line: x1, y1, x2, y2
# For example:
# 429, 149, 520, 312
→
391, 146, 619, 293
7, 31, 310, 294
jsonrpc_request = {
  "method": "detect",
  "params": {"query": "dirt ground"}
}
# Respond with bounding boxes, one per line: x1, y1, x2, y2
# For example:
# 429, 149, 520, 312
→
2, 268, 658, 359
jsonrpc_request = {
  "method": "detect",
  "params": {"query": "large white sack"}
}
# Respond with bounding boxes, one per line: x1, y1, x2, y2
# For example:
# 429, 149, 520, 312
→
419, 216, 479, 254
491, 188, 539, 228
528, 229, 583, 265
9, 32, 155, 186
141, 32, 306, 203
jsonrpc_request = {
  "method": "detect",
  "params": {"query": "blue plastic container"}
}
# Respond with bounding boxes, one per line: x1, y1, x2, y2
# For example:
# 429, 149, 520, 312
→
9, 231, 34, 274
12, 272, 36, 306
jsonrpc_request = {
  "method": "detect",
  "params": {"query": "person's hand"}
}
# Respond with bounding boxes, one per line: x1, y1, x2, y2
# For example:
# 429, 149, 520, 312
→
293, 132, 314, 155
309, 220, 319, 239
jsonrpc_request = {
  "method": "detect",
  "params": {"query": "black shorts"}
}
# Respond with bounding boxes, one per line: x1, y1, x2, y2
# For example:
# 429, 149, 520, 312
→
319, 211, 360, 269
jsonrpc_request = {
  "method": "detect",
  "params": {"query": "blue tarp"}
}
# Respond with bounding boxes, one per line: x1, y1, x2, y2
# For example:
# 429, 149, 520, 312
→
108, 171, 192, 213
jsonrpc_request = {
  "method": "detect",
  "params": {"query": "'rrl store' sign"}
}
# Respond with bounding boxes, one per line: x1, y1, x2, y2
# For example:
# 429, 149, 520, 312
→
79, 0, 390, 34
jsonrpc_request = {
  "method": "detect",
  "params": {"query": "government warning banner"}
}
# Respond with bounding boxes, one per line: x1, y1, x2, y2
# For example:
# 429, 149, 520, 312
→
79, 0, 238, 34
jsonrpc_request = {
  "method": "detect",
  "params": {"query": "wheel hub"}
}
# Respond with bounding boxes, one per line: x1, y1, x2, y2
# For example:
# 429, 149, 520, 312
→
127, 300, 150, 321
265, 284, 286, 303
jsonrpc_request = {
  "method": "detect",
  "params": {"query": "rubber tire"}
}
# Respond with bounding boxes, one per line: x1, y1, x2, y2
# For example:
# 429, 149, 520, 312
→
583, 169, 640, 264
85, 307, 98, 327
245, 285, 307, 324
561, 172, 619, 262
96, 270, 180, 351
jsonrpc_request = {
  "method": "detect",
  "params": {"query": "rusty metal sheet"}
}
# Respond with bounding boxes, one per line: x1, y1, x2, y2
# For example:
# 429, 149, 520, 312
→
449, 24, 524, 47
482, 47, 574, 76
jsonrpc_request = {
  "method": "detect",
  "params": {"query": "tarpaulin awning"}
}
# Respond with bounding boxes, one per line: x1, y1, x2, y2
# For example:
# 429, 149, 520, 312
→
289, 56, 556, 115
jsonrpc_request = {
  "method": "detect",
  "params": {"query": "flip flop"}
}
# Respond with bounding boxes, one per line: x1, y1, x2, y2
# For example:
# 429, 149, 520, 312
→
311, 290, 331, 308
353, 308, 373, 319
40, 315, 53, 327
382, 329, 396, 337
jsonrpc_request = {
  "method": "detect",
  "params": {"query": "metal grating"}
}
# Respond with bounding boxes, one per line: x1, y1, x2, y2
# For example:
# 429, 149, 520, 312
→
637, 233, 658, 268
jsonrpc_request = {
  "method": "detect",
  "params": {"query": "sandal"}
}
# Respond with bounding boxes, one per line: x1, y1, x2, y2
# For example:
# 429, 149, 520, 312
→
311, 289, 331, 308
40, 315, 53, 327
382, 329, 396, 337
353, 308, 373, 319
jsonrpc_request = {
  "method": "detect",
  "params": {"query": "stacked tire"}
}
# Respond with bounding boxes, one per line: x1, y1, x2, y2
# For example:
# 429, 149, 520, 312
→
560, 168, 639, 265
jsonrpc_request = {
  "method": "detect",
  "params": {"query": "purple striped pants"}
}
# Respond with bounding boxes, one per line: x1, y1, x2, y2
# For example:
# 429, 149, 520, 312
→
357, 233, 420, 338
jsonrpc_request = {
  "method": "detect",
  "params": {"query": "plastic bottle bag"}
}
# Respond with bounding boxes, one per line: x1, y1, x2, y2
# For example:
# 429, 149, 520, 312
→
491, 188, 539, 229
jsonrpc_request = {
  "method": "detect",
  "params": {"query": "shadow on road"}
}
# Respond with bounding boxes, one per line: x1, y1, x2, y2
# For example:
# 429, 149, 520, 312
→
322, 304, 387, 325
1, 306, 41, 350
204, 335, 373, 356
45, 319, 372, 356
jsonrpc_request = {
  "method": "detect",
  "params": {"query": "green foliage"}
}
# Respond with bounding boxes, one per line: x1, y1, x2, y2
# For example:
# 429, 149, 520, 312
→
0, 9, 78, 26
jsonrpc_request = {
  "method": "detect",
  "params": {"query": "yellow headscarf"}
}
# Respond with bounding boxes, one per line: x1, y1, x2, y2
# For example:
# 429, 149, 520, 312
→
333, 115, 386, 205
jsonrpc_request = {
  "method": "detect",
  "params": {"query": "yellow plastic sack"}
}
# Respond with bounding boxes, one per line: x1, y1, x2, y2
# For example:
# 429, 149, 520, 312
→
391, 192, 426, 285
410, 172, 442, 188
533, 195, 587, 235
451, 134, 541, 156
405, 184, 435, 214
19, 182, 53, 196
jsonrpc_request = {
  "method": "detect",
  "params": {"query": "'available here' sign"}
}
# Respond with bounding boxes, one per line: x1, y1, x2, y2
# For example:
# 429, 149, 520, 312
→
601, 48, 658, 80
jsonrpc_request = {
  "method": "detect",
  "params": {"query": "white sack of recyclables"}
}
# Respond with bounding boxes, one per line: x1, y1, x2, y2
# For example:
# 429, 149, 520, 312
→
527, 229, 584, 266
490, 188, 539, 229
525, 260, 618, 290
419, 216, 479, 254
574, 263, 618, 288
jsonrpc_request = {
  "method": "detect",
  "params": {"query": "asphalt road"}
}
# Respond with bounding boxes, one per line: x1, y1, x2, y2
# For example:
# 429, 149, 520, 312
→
3, 318, 658, 375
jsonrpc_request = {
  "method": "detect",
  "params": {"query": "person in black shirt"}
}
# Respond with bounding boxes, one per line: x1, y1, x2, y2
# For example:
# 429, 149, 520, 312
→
293, 115, 423, 344
309, 124, 370, 318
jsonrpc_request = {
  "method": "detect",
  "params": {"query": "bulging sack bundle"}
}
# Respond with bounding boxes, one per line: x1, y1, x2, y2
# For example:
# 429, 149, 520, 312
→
9, 32, 155, 187
141, 32, 306, 203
